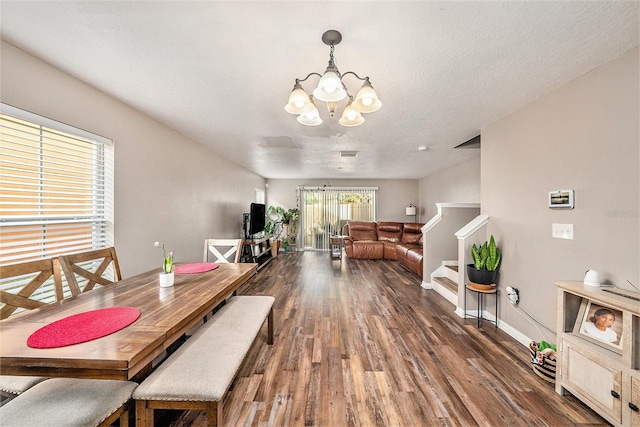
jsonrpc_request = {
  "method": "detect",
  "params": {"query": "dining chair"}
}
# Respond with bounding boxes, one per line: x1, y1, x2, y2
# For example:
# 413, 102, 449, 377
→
58, 247, 122, 296
203, 239, 243, 263
0, 258, 62, 397
199, 238, 244, 330
0, 258, 63, 320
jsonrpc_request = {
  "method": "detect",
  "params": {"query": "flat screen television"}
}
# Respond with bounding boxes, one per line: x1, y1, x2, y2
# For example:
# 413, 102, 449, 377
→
248, 203, 266, 236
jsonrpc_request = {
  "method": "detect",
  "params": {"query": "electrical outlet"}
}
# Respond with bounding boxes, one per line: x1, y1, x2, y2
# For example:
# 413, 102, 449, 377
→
552, 223, 573, 239
506, 286, 519, 305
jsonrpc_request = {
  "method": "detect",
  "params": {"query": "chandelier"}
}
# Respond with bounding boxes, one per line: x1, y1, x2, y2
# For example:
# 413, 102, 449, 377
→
285, 30, 382, 127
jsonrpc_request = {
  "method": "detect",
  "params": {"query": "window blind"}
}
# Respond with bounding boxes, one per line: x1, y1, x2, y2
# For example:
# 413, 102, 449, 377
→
298, 187, 377, 250
0, 104, 114, 303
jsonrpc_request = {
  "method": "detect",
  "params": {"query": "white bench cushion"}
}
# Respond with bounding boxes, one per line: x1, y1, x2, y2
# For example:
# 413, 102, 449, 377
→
133, 295, 274, 402
0, 378, 137, 427
0, 375, 47, 395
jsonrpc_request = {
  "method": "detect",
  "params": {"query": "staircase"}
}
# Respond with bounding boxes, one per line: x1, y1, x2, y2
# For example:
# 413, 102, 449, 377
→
420, 203, 480, 308
430, 263, 459, 306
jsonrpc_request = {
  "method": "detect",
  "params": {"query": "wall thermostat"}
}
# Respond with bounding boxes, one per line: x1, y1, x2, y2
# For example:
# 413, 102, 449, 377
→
549, 189, 574, 209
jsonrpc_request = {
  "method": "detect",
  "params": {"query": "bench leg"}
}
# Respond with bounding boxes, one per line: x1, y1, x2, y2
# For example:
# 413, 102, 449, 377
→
135, 400, 153, 427
206, 400, 220, 426
267, 307, 274, 345
119, 410, 129, 427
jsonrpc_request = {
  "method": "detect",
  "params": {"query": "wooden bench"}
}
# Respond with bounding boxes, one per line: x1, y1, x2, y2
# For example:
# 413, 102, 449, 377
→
133, 295, 275, 426
0, 378, 137, 426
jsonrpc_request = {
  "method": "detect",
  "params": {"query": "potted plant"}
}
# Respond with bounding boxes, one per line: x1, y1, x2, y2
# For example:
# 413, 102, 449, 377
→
154, 241, 175, 287
266, 205, 284, 235
265, 206, 286, 256
283, 208, 300, 251
282, 208, 299, 225
466, 235, 501, 287
265, 206, 300, 253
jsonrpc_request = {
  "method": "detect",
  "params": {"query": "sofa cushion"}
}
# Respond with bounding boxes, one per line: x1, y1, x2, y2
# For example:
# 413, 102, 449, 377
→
397, 244, 423, 277
377, 222, 403, 259
352, 241, 384, 259
376, 222, 403, 243
401, 222, 423, 245
381, 241, 399, 260
347, 221, 377, 241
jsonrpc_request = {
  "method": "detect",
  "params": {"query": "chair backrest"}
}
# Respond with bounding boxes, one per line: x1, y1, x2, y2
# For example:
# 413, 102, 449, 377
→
0, 258, 63, 320
203, 239, 243, 263
58, 247, 122, 296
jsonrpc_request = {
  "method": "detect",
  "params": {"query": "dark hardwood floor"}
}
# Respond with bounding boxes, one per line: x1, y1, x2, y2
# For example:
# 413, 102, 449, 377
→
163, 251, 606, 426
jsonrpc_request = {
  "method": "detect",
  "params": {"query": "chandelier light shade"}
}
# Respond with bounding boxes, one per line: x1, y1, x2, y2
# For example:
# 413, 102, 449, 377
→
297, 97, 323, 126
285, 82, 314, 115
313, 71, 347, 102
285, 30, 381, 127
339, 101, 365, 127
352, 78, 382, 113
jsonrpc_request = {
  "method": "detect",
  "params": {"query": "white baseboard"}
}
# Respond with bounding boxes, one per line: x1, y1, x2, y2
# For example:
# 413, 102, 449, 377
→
429, 285, 533, 349
495, 316, 532, 348
455, 306, 532, 348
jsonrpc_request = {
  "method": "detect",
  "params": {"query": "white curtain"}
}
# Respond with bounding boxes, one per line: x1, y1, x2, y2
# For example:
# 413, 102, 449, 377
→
298, 187, 377, 251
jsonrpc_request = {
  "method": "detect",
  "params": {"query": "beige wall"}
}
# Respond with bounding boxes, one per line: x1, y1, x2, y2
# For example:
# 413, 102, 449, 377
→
1, 40, 265, 276
266, 178, 420, 223
419, 157, 481, 219
482, 47, 639, 343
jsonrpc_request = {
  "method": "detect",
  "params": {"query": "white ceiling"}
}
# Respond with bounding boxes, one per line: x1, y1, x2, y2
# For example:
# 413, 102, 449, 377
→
1, 1, 638, 180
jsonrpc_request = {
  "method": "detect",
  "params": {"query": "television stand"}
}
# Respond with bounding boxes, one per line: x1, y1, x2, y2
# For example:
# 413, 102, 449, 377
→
241, 236, 272, 271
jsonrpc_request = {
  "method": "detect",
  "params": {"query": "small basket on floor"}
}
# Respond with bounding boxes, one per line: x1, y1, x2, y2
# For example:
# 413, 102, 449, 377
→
529, 341, 556, 383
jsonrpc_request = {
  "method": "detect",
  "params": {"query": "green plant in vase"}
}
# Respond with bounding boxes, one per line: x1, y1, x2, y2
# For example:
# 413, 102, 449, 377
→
154, 241, 174, 273
154, 241, 175, 287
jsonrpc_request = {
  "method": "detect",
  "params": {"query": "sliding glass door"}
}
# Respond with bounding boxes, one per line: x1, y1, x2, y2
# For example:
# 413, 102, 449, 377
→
299, 187, 377, 251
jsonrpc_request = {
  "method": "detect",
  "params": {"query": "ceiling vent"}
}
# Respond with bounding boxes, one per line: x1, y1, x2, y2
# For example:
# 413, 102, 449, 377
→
339, 151, 359, 158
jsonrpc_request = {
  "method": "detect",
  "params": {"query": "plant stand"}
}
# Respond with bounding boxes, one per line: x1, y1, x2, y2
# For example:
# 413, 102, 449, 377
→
464, 284, 498, 328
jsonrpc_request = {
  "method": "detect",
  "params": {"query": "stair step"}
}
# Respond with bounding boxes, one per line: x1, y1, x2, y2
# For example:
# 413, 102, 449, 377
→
445, 265, 458, 272
432, 276, 458, 293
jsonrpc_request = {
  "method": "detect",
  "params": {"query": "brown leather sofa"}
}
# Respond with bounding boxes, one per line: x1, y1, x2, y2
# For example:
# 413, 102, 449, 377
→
342, 221, 424, 277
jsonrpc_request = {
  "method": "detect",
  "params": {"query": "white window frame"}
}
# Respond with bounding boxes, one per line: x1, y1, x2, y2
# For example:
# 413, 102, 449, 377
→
0, 103, 114, 303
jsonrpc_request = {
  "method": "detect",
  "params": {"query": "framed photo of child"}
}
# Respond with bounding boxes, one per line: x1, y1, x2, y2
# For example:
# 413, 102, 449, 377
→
574, 300, 623, 352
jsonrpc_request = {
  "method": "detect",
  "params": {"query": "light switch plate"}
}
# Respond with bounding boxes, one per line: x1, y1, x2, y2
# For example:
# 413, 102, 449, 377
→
552, 223, 573, 239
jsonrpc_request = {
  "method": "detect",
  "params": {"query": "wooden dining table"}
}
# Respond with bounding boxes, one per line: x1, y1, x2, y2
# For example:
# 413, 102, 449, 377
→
0, 263, 257, 381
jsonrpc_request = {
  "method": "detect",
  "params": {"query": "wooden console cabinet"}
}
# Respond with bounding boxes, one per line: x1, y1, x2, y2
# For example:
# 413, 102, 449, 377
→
556, 281, 640, 426
240, 236, 272, 271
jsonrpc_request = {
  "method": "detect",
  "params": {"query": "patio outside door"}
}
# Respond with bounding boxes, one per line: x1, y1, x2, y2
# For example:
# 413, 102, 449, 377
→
299, 187, 376, 251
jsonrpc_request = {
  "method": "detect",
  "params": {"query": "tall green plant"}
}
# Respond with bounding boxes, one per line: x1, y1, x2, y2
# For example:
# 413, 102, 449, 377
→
471, 235, 501, 271
283, 208, 299, 224
265, 206, 285, 239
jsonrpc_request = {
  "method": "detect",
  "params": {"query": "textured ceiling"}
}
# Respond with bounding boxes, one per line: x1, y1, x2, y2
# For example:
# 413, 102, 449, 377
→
0, 1, 638, 179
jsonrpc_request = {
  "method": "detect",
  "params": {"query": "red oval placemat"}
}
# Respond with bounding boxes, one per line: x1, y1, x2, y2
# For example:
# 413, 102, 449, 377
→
27, 307, 140, 349
174, 263, 219, 274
